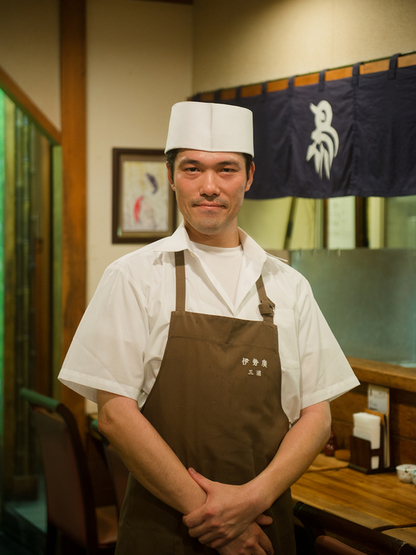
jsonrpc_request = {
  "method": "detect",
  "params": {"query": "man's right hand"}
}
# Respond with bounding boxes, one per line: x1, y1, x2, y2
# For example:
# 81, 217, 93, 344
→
217, 522, 274, 555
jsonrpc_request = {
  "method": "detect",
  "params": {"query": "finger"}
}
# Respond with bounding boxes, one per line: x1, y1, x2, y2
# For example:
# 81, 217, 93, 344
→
183, 511, 205, 528
198, 534, 228, 548
187, 524, 213, 539
258, 530, 274, 555
191, 526, 234, 547
255, 513, 273, 526
189, 524, 230, 546
188, 467, 211, 489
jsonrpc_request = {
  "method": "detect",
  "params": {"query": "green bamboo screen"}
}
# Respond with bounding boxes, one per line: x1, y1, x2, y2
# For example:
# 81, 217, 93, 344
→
0, 89, 5, 430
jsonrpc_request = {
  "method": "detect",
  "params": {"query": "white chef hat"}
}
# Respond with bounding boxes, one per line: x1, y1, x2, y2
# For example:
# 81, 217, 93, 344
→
164, 101, 254, 156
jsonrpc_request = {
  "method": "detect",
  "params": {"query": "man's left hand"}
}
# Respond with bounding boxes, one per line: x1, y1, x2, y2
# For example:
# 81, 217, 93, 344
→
182, 468, 272, 548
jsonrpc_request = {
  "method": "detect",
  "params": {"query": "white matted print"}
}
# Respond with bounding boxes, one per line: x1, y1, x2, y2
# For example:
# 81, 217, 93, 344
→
112, 149, 176, 243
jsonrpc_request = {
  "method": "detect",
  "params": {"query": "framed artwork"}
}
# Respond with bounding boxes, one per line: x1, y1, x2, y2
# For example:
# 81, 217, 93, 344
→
112, 148, 176, 243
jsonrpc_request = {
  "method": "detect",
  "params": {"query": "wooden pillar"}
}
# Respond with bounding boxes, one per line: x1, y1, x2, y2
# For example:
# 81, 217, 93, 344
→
60, 0, 87, 434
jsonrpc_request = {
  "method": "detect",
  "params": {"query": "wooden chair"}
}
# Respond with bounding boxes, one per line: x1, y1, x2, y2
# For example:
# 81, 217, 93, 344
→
104, 444, 129, 516
89, 418, 129, 516
294, 501, 416, 555
20, 388, 118, 555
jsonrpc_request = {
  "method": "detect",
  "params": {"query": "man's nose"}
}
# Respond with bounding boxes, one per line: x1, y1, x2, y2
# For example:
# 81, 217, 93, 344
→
199, 171, 220, 197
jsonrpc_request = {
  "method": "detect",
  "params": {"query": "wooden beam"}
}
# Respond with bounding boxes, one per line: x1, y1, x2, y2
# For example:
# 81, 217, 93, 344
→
60, 0, 87, 434
0, 65, 61, 145
194, 52, 416, 100
140, 0, 193, 3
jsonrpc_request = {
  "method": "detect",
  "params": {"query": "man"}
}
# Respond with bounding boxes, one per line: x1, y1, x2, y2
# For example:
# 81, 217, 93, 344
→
59, 101, 359, 555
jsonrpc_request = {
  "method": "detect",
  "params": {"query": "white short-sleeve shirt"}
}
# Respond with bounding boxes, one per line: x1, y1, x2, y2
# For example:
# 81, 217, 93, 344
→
58, 222, 359, 424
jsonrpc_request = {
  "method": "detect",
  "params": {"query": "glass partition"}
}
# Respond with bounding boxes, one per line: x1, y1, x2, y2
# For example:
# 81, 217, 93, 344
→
291, 248, 416, 366
385, 196, 416, 248
239, 195, 416, 251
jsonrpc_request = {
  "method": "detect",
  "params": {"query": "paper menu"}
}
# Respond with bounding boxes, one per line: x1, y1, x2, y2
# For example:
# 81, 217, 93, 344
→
368, 384, 389, 414
367, 384, 390, 468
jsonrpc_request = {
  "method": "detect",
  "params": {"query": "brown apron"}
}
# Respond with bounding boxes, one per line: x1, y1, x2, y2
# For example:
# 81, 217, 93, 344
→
116, 251, 296, 554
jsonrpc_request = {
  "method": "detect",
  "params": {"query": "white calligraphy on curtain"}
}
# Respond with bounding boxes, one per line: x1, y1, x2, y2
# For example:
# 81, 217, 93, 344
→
306, 100, 339, 180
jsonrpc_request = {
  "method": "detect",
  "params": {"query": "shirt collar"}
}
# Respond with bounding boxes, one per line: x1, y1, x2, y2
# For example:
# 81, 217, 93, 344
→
154, 221, 267, 266
238, 227, 267, 266
153, 220, 193, 252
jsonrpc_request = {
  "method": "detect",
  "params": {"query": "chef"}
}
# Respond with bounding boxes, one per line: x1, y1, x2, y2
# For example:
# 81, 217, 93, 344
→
59, 101, 359, 555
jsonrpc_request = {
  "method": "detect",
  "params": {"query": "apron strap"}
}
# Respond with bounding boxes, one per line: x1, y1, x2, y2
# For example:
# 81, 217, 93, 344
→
256, 276, 275, 322
175, 251, 186, 311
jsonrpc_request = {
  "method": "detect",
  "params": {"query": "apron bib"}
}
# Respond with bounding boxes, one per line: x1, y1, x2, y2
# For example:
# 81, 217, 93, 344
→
116, 251, 296, 554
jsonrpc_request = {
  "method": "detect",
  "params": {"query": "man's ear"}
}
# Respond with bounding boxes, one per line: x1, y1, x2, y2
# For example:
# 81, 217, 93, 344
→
166, 162, 175, 190
245, 161, 255, 193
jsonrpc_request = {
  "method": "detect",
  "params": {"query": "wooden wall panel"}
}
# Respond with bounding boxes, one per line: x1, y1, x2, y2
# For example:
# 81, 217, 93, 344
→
331, 385, 367, 450
60, 0, 87, 435
390, 390, 416, 438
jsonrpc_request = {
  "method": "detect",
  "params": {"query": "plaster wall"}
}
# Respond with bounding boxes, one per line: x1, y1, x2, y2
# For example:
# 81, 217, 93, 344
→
192, 0, 416, 94
0, 0, 61, 130
86, 0, 193, 296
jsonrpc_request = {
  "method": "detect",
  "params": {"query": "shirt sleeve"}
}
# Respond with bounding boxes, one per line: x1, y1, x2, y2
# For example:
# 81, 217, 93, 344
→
296, 277, 360, 411
58, 263, 149, 403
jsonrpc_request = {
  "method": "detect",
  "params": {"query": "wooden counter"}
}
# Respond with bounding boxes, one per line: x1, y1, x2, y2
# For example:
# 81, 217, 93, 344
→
383, 527, 416, 546
293, 455, 416, 546
348, 357, 416, 394
296, 358, 416, 551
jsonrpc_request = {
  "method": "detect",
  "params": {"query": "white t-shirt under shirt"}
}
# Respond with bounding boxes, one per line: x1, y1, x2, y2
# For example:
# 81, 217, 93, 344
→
190, 241, 243, 307
58, 222, 359, 424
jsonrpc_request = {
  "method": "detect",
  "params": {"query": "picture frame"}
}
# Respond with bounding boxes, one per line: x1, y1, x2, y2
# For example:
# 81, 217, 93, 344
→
112, 148, 176, 243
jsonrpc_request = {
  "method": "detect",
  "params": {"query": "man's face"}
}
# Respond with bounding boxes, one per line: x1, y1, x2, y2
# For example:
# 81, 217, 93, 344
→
167, 149, 254, 247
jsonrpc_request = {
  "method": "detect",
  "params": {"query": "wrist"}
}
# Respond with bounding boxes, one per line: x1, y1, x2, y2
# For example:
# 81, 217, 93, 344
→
182, 483, 207, 515
243, 478, 271, 518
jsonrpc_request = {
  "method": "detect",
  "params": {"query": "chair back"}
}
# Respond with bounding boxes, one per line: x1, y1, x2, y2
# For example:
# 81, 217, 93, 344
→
105, 444, 129, 515
21, 388, 98, 550
89, 418, 129, 516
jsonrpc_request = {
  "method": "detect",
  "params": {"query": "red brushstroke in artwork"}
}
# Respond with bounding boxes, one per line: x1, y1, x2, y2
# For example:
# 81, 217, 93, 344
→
134, 196, 144, 222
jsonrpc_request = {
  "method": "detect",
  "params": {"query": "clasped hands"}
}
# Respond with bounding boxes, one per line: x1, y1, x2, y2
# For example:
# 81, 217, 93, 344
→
183, 468, 274, 555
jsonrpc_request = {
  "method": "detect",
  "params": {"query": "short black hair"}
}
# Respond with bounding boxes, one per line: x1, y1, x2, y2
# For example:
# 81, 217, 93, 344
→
166, 149, 253, 179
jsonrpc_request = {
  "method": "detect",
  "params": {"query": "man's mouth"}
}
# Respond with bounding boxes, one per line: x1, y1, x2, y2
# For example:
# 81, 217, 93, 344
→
194, 202, 225, 209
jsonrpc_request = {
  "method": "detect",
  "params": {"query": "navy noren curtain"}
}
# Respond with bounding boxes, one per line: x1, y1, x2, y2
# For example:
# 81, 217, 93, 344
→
194, 54, 416, 199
